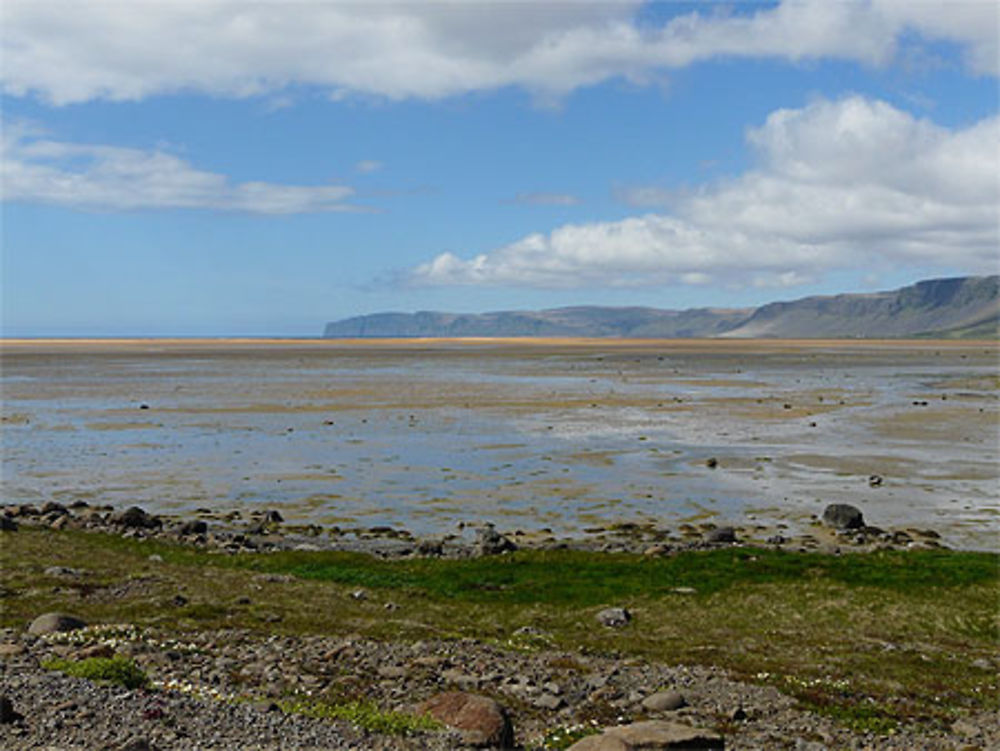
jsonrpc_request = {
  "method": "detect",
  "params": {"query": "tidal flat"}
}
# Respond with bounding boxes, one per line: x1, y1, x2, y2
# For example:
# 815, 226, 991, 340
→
2, 338, 998, 550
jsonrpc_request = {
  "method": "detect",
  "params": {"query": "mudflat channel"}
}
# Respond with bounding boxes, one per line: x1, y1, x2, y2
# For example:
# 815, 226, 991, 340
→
2, 338, 997, 549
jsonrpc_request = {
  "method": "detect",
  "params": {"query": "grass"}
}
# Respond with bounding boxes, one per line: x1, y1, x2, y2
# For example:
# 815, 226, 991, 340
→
276, 697, 442, 735
3, 526, 998, 734
41, 655, 149, 689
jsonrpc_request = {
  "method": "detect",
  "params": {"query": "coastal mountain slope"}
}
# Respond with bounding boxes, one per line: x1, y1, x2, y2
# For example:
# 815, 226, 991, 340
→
324, 275, 999, 339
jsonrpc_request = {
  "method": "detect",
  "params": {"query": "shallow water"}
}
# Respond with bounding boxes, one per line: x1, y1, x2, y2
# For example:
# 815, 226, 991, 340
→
2, 340, 998, 549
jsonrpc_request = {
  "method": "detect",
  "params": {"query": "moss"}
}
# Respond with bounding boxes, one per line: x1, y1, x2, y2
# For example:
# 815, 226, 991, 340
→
277, 697, 442, 735
42, 655, 148, 689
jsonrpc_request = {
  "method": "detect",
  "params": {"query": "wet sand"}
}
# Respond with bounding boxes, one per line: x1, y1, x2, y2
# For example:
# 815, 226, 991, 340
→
2, 338, 998, 549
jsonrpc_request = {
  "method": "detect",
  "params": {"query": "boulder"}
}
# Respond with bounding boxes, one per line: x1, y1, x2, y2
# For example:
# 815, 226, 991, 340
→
178, 519, 208, 536
704, 527, 737, 544
567, 720, 724, 750
417, 691, 514, 747
821, 504, 865, 530
111, 506, 160, 529
27, 612, 87, 635
0, 516, 17, 532
596, 607, 631, 628
476, 525, 517, 556
641, 691, 687, 712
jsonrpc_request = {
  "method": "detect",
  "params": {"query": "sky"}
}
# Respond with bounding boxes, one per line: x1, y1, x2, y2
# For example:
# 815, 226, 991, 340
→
1, 0, 998, 336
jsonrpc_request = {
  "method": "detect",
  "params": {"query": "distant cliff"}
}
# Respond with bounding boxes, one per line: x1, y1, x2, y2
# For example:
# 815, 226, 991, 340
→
323, 275, 999, 339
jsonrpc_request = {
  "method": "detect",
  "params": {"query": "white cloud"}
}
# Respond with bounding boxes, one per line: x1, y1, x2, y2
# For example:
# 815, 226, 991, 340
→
411, 96, 999, 289
511, 192, 581, 206
355, 160, 383, 174
0, 122, 359, 213
1, 1, 995, 105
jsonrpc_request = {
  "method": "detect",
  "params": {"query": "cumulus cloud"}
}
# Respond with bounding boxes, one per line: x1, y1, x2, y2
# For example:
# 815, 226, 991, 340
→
0, 122, 359, 213
1, 1, 995, 105
411, 97, 999, 289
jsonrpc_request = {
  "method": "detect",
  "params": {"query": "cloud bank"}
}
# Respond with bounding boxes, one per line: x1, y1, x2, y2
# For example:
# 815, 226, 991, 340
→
1, 123, 358, 214
2, 1, 995, 105
412, 97, 999, 289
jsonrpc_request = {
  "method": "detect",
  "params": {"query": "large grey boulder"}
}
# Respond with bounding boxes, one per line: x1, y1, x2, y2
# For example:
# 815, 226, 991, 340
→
28, 612, 87, 635
822, 504, 865, 530
567, 720, 724, 750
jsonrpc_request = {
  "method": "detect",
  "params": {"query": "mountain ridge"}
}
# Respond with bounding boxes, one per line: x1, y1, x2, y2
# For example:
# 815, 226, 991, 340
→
324, 275, 999, 339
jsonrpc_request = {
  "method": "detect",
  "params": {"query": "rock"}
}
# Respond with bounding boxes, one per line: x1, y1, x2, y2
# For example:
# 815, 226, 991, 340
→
416, 537, 445, 556
73, 644, 114, 660
567, 720, 724, 750
643, 544, 670, 557
705, 457, 718, 469
476, 524, 517, 556
535, 693, 564, 710
0, 696, 23, 724
951, 719, 981, 737
704, 527, 736, 544
264, 509, 284, 524
27, 612, 87, 635
44, 566, 81, 577
0, 644, 26, 659
178, 519, 208, 536
868, 474, 883, 488
0, 516, 17, 532
641, 691, 687, 712
119, 739, 156, 751
40, 501, 68, 516
111, 506, 160, 529
821, 504, 864, 530
417, 691, 514, 748
596, 607, 631, 628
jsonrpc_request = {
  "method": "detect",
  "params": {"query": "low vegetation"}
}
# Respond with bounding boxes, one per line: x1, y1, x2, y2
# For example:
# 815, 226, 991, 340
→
41, 655, 149, 690
276, 697, 441, 735
3, 526, 998, 733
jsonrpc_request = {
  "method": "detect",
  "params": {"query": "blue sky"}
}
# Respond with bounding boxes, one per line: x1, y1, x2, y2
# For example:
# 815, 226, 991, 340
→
2, 1, 998, 336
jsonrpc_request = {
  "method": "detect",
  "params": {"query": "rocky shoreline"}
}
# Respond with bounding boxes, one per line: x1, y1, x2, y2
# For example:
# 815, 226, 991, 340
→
1, 501, 993, 751
0, 497, 949, 560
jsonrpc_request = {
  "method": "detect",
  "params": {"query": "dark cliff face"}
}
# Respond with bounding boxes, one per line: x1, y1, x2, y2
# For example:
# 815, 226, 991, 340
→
724, 275, 998, 338
323, 275, 999, 339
